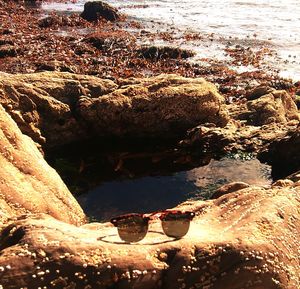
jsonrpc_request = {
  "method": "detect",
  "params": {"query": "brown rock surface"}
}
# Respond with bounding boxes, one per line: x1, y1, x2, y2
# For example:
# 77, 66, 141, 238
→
0, 104, 85, 226
78, 74, 229, 138
181, 88, 300, 156
245, 90, 299, 125
0, 72, 229, 147
259, 125, 300, 178
0, 181, 299, 288
81, 1, 120, 22
0, 72, 118, 147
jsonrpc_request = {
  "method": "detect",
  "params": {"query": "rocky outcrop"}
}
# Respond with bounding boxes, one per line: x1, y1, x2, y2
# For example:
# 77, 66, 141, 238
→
0, 72, 118, 147
181, 89, 300, 156
0, 180, 299, 288
0, 45, 18, 58
78, 74, 229, 138
0, 104, 85, 226
245, 90, 299, 125
181, 119, 299, 155
259, 126, 300, 178
0, 71, 299, 288
138, 46, 195, 60
81, 1, 120, 22
0, 72, 229, 148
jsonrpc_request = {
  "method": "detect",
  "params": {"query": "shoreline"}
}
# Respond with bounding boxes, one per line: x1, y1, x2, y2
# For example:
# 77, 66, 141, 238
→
0, 0, 299, 99
0, 1, 299, 288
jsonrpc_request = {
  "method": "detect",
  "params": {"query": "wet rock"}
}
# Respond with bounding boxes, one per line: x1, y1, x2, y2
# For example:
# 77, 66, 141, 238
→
259, 126, 300, 179
35, 61, 76, 73
211, 181, 250, 199
38, 15, 62, 28
0, 104, 85, 226
35, 62, 56, 72
269, 79, 294, 90
138, 46, 195, 60
0, 28, 14, 35
83, 31, 135, 52
245, 85, 274, 100
78, 74, 229, 139
0, 181, 299, 288
286, 170, 300, 183
0, 44, 18, 58
0, 39, 14, 46
81, 1, 120, 22
37, 14, 76, 28
295, 94, 300, 109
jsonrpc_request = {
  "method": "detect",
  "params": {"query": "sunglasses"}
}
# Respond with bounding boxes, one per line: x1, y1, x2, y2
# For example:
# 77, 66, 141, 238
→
110, 210, 195, 243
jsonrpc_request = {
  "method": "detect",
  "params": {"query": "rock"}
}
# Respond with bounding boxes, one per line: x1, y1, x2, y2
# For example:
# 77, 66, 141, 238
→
0, 39, 14, 46
0, 182, 299, 288
286, 170, 300, 183
78, 74, 229, 138
180, 88, 299, 156
83, 31, 134, 51
245, 85, 274, 100
271, 179, 294, 187
138, 46, 195, 60
37, 15, 75, 29
180, 119, 298, 156
246, 90, 299, 125
81, 1, 120, 22
295, 94, 300, 109
0, 72, 229, 147
0, 104, 85, 226
0, 44, 18, 58
259, 126, 300, 179
38, 15, 61, 28
211, 181, 250, 199
0, 72, 118, 148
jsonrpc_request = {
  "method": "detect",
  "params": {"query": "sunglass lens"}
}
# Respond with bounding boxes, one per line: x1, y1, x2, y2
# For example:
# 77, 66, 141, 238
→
111, 215, 148, 243
161, 212, 194, 239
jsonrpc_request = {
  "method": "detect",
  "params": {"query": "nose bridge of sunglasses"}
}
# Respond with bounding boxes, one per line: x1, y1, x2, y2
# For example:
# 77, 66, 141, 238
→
110, 213, 150, 227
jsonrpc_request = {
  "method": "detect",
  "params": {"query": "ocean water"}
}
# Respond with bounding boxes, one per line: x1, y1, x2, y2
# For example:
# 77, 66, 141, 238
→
42, 0, 300, 80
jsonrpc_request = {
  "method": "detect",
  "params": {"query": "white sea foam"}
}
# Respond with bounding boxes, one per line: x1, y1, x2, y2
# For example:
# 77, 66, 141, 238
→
42, 0, 300, 80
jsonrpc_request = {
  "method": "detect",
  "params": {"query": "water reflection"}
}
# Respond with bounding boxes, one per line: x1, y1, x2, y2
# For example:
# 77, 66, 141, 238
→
78, 156, 272, 221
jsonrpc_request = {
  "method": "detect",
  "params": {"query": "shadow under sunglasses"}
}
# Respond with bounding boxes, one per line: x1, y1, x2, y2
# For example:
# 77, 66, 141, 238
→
110, 210, 195, 243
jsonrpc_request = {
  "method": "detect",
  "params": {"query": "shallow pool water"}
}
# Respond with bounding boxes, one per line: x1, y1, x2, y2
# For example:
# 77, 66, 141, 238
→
77, 155, 272, 221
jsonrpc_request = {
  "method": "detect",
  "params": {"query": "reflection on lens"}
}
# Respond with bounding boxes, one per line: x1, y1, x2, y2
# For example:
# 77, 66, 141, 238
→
111, 214, 149, 243
161, 212, 194, 239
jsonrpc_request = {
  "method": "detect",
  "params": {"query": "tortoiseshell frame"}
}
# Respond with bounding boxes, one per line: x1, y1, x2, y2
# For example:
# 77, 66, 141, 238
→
110, 210, 195, 226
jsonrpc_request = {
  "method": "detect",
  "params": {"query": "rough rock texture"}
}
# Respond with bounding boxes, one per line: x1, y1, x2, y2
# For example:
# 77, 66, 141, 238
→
260, 126, 300, 178
0, 72, 229, 148
0, 104, 85, 226
181, 120, 299, 155
138, 46, 195, 60
181, 89, 300, 156
81, 1, 120, 22
0, 181, 299, 288
245, 90, 299, 125
78, 74, 229, 138
0, 72, 118, 147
